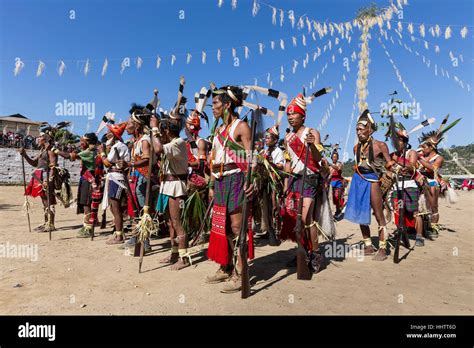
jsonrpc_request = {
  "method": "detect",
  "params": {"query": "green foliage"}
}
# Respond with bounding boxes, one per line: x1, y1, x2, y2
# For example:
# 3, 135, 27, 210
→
439, 144, 474, 175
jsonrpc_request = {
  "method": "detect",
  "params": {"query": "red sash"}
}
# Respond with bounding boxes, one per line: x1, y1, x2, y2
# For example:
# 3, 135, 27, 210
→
216, 126, 248, 172
287, 132, 319, 173
186, 142, 197, 163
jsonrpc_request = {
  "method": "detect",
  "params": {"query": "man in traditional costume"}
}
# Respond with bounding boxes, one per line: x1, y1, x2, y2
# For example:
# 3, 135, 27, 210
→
388, 127, 425, 247
280, 93, 324, 273
119, 104, 152, 253
344, 110, 393, 261
20, 132, 58, 232
185, 110, 208, 178
98, 122, 131, 244
417, 115, 460, 236
259, 125, 284, 245
150, 112, 190, 270
329, 151, 345, 218
205, 85, 254, 293
55, 132, 103, 238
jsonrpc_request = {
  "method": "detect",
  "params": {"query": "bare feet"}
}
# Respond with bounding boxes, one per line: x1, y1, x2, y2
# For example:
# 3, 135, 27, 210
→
169, 258, 190, 271
106, 235, 124, 245
160, 253, 179, 264
363, 244, 376, 256
372, 248, 387, 261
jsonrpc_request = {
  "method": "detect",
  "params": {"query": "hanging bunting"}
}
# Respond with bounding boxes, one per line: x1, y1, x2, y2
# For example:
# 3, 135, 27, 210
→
218, 0, 224, 8
429, 26, 435, 37
292, 36, 297, 46
302, 34, 306, 46
271, 41, 275, 50
56, 60, 65, 76
259, 43, 264, 54
120, 58, 128, 74
156, 56, 161, 69
271, 6, 276, 25
136, 56, 143, 69
288, 10, 295, 28
280, 39, 285, 50
101, 59, 108, 76
461, 26, 468, 38
231, 0, 237, 10
36, 60, 46, 77
445, 26, 452, 39
306, 17, 312, 33
297, 16, 304, 30
232, 47, 236, 58
267, 73, 270, 83
292, 60, 298, 74
187, 53, 192, 64
171, 54, 176, 66
279, 9, 284, 27
435, 24, 441, 37
217, 49, 221, 63
84, 59, 90, 76
252, 0, 259, 17
244, 46, 250, 59
419, 24, 425, 38
12, 57, 26, 78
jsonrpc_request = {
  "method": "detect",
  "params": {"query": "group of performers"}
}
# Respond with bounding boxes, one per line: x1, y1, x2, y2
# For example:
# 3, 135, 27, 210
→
20, 80, 460, 294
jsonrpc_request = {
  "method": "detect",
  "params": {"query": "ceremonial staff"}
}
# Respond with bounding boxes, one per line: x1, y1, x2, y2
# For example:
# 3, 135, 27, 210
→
237, 110, 258, 298
45, 146, 52, 241
21, 140, 32, 233
137, 88, 159, 273
387, 99, 411, 263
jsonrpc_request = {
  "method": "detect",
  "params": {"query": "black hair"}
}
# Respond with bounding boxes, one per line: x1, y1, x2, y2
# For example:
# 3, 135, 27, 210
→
213, 85, 243, 112
84, 132, 98, 145
129, 103, 146, 115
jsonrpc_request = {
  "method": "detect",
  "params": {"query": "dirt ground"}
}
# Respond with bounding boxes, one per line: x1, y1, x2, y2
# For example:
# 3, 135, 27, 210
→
0, 185, 472, 315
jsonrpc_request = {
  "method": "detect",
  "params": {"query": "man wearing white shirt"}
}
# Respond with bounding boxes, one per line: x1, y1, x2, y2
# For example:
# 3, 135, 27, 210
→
260, 126, 284, 246
98, 122, 131, 245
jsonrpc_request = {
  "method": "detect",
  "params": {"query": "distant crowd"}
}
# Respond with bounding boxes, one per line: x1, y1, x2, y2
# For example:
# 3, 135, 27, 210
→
0, 131, 80, 152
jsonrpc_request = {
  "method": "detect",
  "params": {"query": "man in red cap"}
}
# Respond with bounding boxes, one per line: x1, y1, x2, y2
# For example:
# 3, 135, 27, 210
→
97, 122, 131, 244
281, 93, 324, 273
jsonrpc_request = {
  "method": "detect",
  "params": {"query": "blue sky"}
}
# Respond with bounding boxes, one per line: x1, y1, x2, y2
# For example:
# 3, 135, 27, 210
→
0, 0, 472, 159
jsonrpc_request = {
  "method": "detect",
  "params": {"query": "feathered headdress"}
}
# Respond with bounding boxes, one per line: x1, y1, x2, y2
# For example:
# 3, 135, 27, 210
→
357, 109, 376, 131
129, 103, 152, 128
419, 114, 461, 149
187, 86, 211, 134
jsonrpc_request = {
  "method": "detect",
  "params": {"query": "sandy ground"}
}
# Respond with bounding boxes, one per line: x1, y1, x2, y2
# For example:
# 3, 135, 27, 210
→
0, 185, 472, 315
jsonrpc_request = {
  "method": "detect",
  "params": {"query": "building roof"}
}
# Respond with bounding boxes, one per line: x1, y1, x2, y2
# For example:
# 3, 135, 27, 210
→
0, 114, 42, 125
